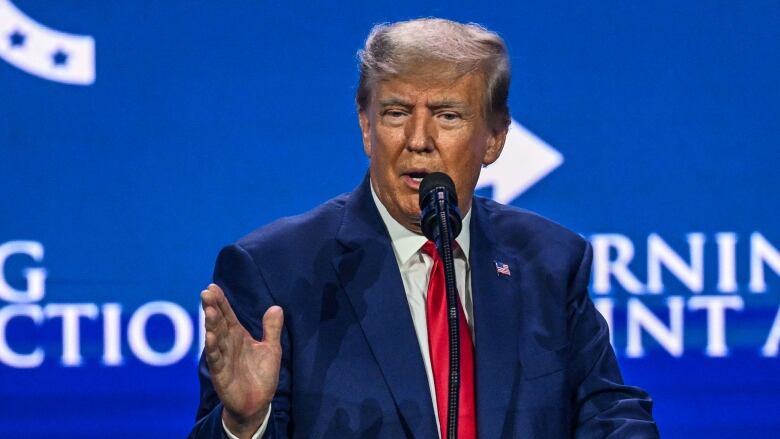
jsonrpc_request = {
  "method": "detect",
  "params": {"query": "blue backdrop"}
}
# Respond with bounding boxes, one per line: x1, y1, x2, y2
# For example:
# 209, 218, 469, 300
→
1, 1, 778, 437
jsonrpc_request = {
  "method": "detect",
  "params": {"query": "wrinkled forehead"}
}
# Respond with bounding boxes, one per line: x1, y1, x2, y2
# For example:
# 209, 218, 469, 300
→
369, 68, 488, 109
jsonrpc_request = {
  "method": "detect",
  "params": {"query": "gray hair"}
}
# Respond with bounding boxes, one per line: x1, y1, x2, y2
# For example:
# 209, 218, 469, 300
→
356, 18, 511, 129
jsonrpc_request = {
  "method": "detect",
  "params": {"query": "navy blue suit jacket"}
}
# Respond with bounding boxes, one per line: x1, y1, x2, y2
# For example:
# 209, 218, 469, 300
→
190, 177, 658, 438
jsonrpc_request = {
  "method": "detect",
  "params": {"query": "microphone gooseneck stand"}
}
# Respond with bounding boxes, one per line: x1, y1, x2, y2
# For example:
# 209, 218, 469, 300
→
419, 173, 463, 439
435, 190, 461, 439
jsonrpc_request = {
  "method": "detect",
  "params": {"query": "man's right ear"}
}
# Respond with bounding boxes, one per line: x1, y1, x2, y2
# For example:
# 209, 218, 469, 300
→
358, 111, 372, 158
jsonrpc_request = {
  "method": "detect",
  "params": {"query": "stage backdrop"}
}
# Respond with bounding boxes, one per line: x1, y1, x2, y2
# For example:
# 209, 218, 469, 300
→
1, 1, 778, 437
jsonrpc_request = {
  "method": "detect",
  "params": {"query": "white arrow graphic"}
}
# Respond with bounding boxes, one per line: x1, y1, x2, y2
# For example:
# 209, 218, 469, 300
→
0, 0, 95, 85
476, 119, 563, 204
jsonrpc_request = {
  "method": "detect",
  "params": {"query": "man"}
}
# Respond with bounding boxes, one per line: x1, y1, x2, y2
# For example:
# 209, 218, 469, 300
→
190, 18, 658, 438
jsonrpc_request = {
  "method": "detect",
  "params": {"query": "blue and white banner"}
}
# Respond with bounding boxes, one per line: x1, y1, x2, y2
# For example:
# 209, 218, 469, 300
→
1, 1, 778, 437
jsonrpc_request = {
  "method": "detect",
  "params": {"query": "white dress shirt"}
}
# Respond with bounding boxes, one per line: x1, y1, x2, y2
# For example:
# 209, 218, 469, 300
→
224, 185, 473, 439
371, 185, 473, 439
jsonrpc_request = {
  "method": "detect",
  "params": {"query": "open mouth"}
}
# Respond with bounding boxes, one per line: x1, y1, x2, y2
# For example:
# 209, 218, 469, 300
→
405, 171, 428, 182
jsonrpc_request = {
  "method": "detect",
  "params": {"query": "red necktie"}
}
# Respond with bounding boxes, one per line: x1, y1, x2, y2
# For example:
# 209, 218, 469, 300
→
422, 241, 477, 439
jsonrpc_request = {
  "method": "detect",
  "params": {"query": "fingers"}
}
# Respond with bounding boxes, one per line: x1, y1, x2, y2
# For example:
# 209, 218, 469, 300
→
204, 331, 223, 371
202, 283, 283, 347
201, 288, 227, 334
208, 283, 242, 328
262, 306, 284, 345
201, 286, 234, 372
201, 284, 240, 330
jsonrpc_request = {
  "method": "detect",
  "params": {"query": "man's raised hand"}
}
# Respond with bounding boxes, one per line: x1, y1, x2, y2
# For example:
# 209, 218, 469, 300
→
201, 283, 283, 439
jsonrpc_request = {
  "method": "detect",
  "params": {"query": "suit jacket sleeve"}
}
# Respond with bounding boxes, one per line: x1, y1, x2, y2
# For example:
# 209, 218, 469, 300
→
568, 241, 659, 438
188, 244, 292, 439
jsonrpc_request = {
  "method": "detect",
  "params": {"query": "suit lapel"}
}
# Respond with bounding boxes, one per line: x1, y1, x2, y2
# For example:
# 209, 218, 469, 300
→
332, 177, 438, 438
470, 199, 525, 438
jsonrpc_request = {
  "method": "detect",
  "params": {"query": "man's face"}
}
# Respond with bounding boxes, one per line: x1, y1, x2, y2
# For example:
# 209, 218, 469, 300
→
359, 71, 508, 233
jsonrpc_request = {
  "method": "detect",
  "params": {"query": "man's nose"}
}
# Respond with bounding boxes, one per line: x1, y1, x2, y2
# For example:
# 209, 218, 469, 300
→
405, 110, 435, 152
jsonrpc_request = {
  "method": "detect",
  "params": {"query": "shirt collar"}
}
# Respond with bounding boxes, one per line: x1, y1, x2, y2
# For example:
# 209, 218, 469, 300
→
370, 180, 471, 266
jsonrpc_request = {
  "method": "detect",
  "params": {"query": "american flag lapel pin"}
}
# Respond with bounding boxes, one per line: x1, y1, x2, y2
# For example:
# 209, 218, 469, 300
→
495, 261, 511, 277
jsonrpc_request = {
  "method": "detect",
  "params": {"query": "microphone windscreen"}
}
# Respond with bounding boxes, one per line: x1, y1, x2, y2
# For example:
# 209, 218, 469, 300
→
418, 172, 458, 209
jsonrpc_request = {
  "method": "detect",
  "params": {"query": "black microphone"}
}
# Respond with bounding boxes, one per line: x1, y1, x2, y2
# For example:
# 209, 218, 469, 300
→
418, 172, 462, 243
418, 172, 462, 439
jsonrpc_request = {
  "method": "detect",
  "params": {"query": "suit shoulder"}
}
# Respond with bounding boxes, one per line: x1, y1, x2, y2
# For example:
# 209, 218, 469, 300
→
475, 196, 586, 257
234, 192, 349, 256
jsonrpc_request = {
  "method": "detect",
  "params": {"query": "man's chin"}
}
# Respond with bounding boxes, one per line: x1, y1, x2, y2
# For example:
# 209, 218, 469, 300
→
399, 210, 424, 234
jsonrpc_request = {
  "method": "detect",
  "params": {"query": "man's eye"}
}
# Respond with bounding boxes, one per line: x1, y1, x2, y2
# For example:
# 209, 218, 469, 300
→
439, 112, 461, 121
384, 110, 407, 118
